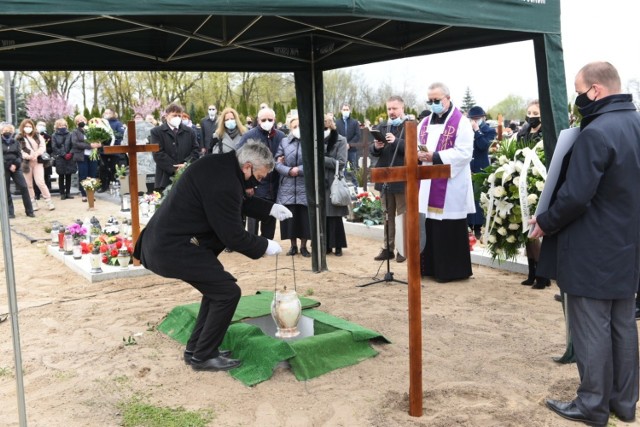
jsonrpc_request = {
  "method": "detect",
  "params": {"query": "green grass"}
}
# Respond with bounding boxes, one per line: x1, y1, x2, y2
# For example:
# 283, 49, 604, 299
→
119, 397, 213, 427
0, 366, 13, 378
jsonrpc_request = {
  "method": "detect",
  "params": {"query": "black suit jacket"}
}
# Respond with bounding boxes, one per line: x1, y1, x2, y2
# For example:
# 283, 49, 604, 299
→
150, 123, 200, 189
335, 116, 360, 151
134, 152, 272, 282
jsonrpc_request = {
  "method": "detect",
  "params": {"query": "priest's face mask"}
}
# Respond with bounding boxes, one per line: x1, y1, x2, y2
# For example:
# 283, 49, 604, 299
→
242, 162, 268, 189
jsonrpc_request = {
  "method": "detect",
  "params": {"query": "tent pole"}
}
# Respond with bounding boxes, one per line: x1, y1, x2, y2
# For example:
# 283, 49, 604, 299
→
310, 42, 323, 272
0, 141, 28, 427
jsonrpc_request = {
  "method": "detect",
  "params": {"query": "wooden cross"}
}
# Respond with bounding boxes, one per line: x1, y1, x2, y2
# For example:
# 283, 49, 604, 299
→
369, 120, 450, 417
103, 120, 159, 266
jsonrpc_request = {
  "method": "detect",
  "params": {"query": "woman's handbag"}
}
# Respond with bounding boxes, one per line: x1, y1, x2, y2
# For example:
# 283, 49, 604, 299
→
330, 159, 351, 206
37, 152, 53, 167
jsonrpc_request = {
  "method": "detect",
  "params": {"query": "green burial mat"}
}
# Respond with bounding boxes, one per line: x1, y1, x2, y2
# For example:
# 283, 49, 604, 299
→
158, 291, 390, 386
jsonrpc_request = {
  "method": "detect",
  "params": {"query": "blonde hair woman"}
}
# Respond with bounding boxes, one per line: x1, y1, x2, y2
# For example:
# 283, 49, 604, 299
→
17, 119, 54, 211
210, 107, 247, 154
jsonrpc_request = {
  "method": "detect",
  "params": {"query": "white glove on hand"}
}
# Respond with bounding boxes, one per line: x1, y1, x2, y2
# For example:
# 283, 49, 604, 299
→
265, 239, 282, 256
270, 204, 293, 221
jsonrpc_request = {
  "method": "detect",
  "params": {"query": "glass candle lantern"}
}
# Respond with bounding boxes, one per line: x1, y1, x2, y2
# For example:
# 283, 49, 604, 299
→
90, 247, 102, 274
63, 232, 74, 255
139, 201, 149, 217
117, 248, 130, 269
58, 228, 65, 251
50, 226, 59, 246
121, 194, 130, 212
72, 241, 82, 259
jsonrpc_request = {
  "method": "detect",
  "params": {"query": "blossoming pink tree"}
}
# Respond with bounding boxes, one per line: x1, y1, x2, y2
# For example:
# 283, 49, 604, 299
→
132, 98, 161, 118
25, 92, 74, 124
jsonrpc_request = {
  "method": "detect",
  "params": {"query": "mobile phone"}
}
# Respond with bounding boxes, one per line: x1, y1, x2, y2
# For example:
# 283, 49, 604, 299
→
418, 145, 428, 152
369, 129, 386, 143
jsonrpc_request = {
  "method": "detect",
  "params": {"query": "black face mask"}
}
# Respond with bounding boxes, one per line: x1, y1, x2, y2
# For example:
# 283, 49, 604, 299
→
244, 166, 261, 189
575, 87, 595, 110
526, 116, 541, 128
78, 122, 86, 128
2, 132, 12, 139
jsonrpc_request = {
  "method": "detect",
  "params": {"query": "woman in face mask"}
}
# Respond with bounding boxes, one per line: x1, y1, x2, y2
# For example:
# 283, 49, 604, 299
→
323, 114, 349, 256
210, 107, 247, 154
70, 114, 101, 202
273, 117, 311, 257
2, 124, 35, 218
51, 118, 78, 200
516, 99, 543, 146
16, 119, 55, 211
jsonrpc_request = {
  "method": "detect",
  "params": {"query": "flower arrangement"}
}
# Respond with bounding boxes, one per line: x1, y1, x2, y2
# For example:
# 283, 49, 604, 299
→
475, 138, 547, 261
66, 222, 87, 241
140, 191, 162, 205
91, 234, 134, 266
80, 177, 102, 191
352, 192, 383, 226
115, 164, 128, 180
84, 123, 112, 160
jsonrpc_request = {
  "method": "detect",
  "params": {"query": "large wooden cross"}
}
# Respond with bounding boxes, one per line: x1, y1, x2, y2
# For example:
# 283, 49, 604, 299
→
370, 121, 450, 417
103, 120, 159, 266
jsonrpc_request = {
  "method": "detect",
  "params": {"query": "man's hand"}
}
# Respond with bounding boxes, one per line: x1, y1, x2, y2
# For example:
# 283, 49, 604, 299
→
471, 120, 480, 132
9, 164, 16, 173
265, 239, 282, 256
528, 216, 546, 238
270, 204, 293, 221
385, 133, 396, 144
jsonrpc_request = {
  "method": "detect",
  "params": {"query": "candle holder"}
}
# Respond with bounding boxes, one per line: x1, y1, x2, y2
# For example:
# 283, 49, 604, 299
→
90, 247, 102, 274
50, 226, 59, 246
72, 240, 82, 259
117, 248, 130, 269
120, 193, 130, 212
139, 201, 149, 217
58, 227, 65, 251
63, 232, 74, 255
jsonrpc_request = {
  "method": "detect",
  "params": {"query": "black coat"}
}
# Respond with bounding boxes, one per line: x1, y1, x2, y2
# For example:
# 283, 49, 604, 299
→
537, 94, 640, 299
150, 123, 200, 189
470, 122, 496, 173
2, 135, 23, 170
237, 126, 285, 200
52, 130, 78, 174
369, 119, 406, 194
200, 117, 217, 151
71, 128, 91, 161
335, 116, 360, 152
134, 152, 272, 282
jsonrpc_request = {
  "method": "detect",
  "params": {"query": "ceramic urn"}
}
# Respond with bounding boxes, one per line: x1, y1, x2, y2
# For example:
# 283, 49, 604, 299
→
270, 288, 302, 338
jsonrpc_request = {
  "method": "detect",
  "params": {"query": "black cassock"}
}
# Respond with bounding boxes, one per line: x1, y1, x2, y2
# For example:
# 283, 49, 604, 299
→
134, 151, 273, 360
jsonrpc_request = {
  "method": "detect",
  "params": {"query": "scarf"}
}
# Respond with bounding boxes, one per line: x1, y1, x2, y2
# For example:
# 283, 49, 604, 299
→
418, 107, 463, 213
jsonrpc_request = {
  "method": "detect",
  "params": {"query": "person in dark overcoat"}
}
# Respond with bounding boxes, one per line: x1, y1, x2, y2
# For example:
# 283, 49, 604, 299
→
2, 123, 34, 218
151, 103, 200, 192
323, 114, 349, 256
51, 118, 77, 200
335, 102, 361, 187
134, 141, 291, 371
531, 62, 640, 427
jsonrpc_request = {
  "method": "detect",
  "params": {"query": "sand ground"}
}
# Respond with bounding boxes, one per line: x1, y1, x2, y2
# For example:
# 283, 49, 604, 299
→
1, 191, 638, 427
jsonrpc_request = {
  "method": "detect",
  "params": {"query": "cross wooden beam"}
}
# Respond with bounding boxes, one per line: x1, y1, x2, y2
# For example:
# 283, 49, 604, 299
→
369, 120, 450, 417
103, 120, 159, 266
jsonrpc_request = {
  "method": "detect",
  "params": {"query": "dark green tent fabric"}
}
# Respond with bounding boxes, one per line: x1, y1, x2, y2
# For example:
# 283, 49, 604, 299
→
157, 292, 389, 386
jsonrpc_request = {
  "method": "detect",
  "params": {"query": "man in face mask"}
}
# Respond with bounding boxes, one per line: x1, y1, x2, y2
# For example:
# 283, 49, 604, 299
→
236, 107, 286, 240
150, 103, 201, 193
335, 102, 360, 187
531, 61, 640, 427
134, 140, 291, 372
200, 104, 218, 155
369, 95, 408, 263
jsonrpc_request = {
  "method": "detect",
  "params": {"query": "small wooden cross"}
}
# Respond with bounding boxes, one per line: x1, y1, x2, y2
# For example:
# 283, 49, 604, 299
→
103, 120, 159, 266
369, 121, 450, 417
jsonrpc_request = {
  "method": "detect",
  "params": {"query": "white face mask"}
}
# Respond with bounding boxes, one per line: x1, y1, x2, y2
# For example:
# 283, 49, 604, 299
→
342, 111, 350, 119
291, 128, 301, 139
24, 127, 33, 134
324, 129, 331, 139
260, 119, 274, 132
36, 125, 46, 133
169, 116, 182, 128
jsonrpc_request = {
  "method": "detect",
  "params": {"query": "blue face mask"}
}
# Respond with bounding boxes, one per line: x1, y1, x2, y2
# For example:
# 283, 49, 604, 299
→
389, 117, 402, 127
431, 103, 445, 114
225, 119, 237, 130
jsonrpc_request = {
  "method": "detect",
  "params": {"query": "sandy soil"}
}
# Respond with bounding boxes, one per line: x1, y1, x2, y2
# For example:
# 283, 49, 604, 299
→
0, 191, 638, 427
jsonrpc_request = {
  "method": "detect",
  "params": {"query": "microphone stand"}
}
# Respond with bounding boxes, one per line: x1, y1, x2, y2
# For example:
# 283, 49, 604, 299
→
358, 120, 408, 287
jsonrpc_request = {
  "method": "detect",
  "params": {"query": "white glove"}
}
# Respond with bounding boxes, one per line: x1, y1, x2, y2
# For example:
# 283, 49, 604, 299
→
265, 239, 282, 256
270, 204, 293, 221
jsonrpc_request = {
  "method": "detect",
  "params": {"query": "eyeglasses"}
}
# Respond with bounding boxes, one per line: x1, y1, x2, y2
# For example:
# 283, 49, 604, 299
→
260, 118, 274, 123
208, 108, 216, 111
427, 98, 445, 105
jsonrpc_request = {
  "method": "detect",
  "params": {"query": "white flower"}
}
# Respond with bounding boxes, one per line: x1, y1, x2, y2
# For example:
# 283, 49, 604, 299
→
494, 216, 503, 225
536, 180, 545, 192
515, 160, 524, 173
497, 227, 507, 236
488, 235, 497, 243
527, 194, 538, 205
480, 192, 489, 205
495, 199, 513, 218
487, 173, 496, 184
531, 167, 539, 176
501, 162, 517, 184
512, 176, 520, 186
506, 235, 517, 243
508, 223, 520, 230
492, 186, 506, 198
498, 155, 508, 165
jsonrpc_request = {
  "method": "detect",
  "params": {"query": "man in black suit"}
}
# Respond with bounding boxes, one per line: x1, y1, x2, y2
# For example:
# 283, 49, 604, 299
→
531, 61, 640, 427
200, 104, 218, 155
134, 141, 292, 371
335, 102, 360, 187
150, 103, 201, 193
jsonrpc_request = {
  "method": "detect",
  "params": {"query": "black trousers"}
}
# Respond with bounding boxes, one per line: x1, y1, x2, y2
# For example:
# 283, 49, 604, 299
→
5, 168, 33, 215
58, 173, 72, 196
568, 294, 639, 423
186, 279, 241, 361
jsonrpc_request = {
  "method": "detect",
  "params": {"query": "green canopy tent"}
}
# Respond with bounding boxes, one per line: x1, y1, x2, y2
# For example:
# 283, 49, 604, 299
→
1, 1, 568, 423
1, 0, 568, 272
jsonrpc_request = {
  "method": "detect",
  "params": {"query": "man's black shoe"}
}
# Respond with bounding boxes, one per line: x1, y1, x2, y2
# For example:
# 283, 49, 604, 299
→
396, 253, 406, 263
191, 355, 241, 371
286, 246, 298, 256
334, 247, 343, 257
66, 194, 74, 199
26, 213, 35, 218
554, 294, 563, 302
184, 350, 231, 365
300, 247, 311, 257
374, 248, 394, 261
545, 399, 607, 427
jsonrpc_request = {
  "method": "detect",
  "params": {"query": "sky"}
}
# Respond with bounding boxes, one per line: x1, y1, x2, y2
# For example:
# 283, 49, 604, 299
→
345, 0, 639, 112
